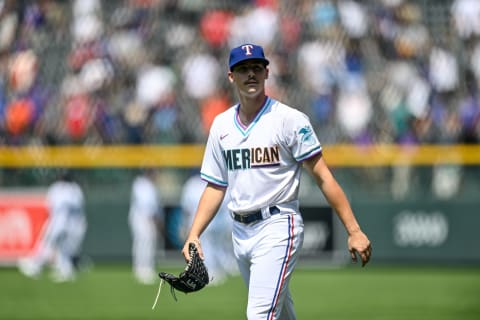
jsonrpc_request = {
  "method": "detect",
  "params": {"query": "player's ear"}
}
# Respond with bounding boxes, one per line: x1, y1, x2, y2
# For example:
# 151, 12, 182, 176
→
228, 71, 234, 83
265, 66, 269, 79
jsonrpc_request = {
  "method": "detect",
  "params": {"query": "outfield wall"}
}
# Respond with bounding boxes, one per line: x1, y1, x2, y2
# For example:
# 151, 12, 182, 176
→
82, 197, 480, 265
1, 185, 479, 265
53, 184, 480, 265
354, 200, 479, 264
0, 144, 479, 265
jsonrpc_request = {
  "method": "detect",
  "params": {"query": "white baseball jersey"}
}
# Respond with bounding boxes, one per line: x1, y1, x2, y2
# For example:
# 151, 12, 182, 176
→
180, 174, 237, 283
129, 175, 162, 218
181, 174, 230, 230
47, 181, 84, 216
19, 179, 87, 281
200, 96, 322, 213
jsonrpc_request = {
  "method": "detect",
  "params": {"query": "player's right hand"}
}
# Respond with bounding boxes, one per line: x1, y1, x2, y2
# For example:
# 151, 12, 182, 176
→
182, 237, 204, 262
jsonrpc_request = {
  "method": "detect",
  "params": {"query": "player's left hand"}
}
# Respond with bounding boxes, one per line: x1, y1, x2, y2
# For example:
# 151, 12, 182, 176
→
348, 230, 372, 267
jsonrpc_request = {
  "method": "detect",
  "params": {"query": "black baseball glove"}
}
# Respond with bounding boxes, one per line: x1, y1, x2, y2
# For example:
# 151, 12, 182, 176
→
158, 243, 209, 300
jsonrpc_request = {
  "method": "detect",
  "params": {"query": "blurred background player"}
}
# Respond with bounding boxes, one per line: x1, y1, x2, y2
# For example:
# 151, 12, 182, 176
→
180, 171, 238, 286
18, 170, 87, 282
128, 168, 165, 284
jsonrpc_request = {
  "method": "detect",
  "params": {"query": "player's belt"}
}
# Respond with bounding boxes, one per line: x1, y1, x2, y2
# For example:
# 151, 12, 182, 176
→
232, 206, 280, 224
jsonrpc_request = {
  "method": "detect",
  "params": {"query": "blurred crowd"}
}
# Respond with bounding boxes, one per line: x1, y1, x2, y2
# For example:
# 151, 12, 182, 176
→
0, 0, 479, 146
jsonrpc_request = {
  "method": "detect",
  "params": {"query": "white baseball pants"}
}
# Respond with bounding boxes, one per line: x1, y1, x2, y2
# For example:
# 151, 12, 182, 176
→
233, 212, 304, 320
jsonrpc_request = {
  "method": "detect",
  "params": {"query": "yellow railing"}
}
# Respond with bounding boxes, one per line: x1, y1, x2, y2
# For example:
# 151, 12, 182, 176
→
0, 144, 479, 168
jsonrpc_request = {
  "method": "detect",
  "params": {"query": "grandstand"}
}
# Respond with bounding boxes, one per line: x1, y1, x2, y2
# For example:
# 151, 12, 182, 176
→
1, 0, 478, 147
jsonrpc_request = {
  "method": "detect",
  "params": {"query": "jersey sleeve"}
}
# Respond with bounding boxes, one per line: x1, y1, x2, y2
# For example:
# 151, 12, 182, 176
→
285, 109, 322, 162
200, 119, 228, 187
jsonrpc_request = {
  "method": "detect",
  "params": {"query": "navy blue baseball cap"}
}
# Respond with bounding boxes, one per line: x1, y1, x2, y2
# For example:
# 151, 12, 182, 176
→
229, 43, 270, 71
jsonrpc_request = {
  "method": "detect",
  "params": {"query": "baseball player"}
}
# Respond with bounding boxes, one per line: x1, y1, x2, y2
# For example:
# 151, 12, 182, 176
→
182, 43, 372, 320
128, 168, 165, 284
180, 172, 238, 286
18, 170, 87, 282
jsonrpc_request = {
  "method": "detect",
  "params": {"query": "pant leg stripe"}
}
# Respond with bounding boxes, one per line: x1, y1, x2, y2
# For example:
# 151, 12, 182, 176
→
267, 214, 295, 320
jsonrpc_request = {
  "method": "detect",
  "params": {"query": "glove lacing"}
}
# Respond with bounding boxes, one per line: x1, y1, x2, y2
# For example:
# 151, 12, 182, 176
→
151, 278, 164, 310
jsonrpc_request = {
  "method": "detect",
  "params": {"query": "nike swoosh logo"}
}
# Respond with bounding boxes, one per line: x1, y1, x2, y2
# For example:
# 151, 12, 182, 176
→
220, 133, 229, 140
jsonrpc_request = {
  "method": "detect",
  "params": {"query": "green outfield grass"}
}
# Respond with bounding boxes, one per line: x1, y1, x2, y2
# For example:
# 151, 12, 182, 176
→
1, 264, 479, 320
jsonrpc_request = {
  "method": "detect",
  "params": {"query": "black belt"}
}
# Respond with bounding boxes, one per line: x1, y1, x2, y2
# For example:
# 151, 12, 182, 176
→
232, 206, 280, 224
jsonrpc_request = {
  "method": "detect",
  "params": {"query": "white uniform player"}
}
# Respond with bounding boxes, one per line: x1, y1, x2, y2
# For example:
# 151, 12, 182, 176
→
182, 44, 371, 320
18, 171, 87, 282
180, 173, 237, 285
129, 169, 164, 284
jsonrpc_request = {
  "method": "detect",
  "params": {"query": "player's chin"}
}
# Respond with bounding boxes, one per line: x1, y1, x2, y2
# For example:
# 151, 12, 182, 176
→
242, 87, 261, 96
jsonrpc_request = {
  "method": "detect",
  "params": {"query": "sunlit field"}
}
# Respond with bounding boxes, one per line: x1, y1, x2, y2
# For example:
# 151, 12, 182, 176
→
1, 264, 479, 320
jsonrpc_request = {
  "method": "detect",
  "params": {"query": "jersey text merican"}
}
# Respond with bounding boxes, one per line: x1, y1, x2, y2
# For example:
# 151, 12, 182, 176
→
222, 145, 280, 170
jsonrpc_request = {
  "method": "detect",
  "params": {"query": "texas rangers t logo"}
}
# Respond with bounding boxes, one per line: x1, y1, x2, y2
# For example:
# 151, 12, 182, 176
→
242, 44, 254, 56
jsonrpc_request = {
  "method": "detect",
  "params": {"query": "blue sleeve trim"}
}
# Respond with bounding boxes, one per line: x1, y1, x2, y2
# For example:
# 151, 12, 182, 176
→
296, 147, 322, 162
200, 173, 228, 187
